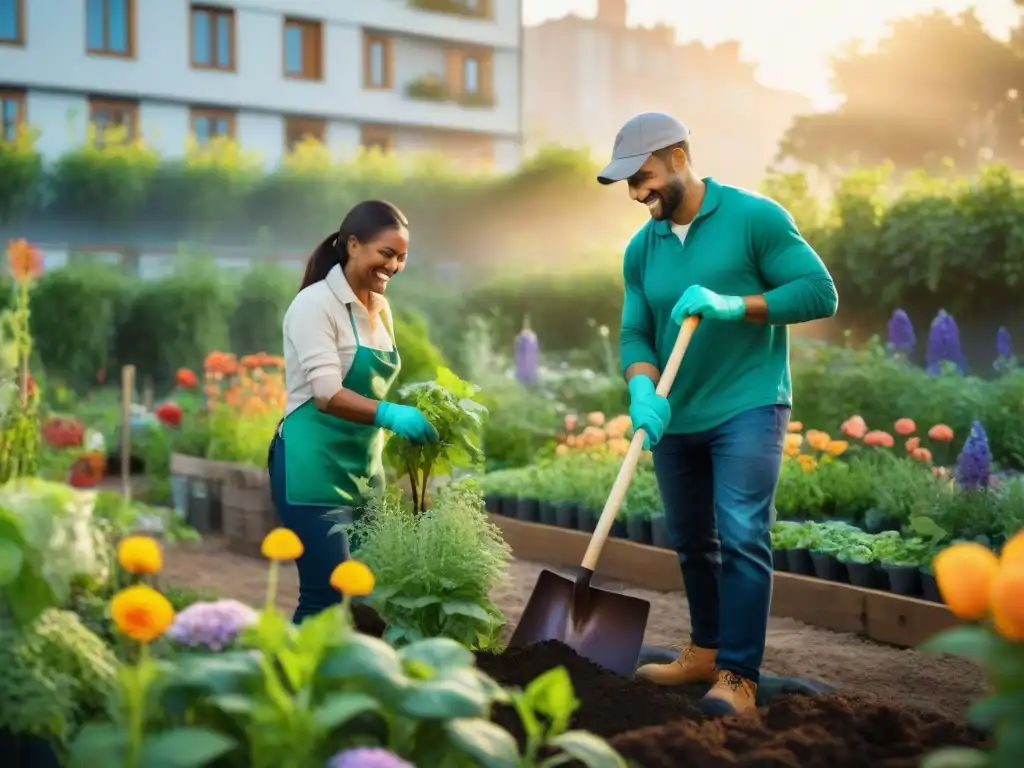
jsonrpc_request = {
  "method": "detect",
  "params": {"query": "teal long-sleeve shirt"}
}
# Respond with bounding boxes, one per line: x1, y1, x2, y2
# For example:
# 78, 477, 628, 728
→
619, 177, 838, 434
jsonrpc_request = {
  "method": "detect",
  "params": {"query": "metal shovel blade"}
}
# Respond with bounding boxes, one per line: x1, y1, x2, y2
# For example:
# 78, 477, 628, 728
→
508, 567, 651, 677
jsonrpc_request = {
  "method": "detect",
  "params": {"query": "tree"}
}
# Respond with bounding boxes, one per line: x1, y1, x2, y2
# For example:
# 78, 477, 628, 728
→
778, 11, 1024, 171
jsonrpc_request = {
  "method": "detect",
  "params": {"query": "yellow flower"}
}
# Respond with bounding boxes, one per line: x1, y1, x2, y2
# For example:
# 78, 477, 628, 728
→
110, 585, 175, 644
787, 421, 803, 433
932, 543, 999, 621
261, 527, 304, 561
825, 440, 848, 457
117, 535, 163, 575
990, 562, 1024, 641
330, 560, 375, 596
805, 430, 831, 452
796, 454, 817, 472
1001, 530, 1024, 566
784, 433, 803, 451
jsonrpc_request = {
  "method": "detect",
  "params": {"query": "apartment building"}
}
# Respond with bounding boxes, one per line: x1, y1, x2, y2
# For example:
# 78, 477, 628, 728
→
524, 0, 812, 189
0, 0, 522, 170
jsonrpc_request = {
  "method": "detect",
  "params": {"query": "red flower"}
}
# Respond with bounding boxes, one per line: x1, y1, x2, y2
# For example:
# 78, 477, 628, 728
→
154, 401, 183, 427
175, 368, 198, 388
6, 239, 43, 284
97, 369, 107, 385
42, 417, 85, 449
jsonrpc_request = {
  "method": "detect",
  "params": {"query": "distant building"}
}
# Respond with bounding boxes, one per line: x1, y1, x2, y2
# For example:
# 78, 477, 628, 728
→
0, 0, 523, 170
523, 0, 813, 189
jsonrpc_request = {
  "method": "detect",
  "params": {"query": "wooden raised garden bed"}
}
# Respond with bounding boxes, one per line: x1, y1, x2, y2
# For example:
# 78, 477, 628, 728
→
488, 513, 958, 649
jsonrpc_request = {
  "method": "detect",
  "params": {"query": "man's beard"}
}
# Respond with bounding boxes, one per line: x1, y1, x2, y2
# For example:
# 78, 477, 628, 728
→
650, 177, 685, 221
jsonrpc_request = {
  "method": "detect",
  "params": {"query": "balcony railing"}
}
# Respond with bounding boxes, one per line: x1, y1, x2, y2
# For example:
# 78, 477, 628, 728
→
408, 0, 492, 20
405, 76, 494, 108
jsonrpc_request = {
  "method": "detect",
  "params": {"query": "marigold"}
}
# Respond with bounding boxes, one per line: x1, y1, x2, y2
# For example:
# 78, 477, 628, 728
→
607, 437, 629, 456
894, 418, 917, 436
330, 560, 375, 596
905, 437, 920, 453
911, 447, 932, 463
110, 584, 175, 643
805, 430, 831, 451
841, 415, 868, 439
1001, 530, 1024, 566
787, 421, 803, 433
825, 440, 848, 457
604, 414, 631, 440
928, 424, 954, 442
6, 239, 43, 283
784, 433, 803, 450
933, 543, 999, 621
863, 430, 894, 448
175, 368, 198, 388
261, 527, 304, 561
117, 535, 164, 575
796, 454, 817, 472
586, 412, 606, 427
989, 563, 1024, 642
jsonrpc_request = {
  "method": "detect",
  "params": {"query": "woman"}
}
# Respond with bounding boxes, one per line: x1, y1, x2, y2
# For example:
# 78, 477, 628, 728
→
269, 200, 438, 623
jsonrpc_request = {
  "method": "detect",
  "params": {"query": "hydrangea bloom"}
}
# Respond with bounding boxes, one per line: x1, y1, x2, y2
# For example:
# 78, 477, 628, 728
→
955, 420, 992, 491
515, 319, 539, 387
925, 310, 965, 375
167, 599, 258, 651
886, 309, 915, 357
326, 748, 414, 768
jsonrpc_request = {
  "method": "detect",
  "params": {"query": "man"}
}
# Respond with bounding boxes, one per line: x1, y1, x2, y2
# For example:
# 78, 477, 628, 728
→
598, 113, 837, 715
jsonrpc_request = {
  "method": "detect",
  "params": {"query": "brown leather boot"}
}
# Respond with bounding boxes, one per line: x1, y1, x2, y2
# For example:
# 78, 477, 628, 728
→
700, 669, 758, 715
635, 644, 718, 685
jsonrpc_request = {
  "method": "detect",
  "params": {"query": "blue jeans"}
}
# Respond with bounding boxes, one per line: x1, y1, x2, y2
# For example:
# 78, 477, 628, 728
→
268, 432, 351, 624
651, 404, 789, 684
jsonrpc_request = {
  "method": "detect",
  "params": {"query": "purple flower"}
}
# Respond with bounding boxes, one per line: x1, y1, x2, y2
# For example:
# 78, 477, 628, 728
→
886, 309, 916, 357
925, 310, 965, 375
955, 420, 991, 491
167, 599, 258, 651
996, 327, 1012, 359
514, 319, 539, 387
326, 748, 413, 768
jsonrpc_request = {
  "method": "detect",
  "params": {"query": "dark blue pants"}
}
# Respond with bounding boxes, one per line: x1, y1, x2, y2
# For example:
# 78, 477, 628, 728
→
651, 404, 789, 684
268, 432, 351, 624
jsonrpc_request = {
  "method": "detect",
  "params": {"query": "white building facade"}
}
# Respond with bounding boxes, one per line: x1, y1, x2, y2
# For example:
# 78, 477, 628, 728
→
0, 0, 523, 170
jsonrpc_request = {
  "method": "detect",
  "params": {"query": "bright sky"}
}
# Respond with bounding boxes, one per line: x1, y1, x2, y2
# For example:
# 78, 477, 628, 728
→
523, 0, 1020, 109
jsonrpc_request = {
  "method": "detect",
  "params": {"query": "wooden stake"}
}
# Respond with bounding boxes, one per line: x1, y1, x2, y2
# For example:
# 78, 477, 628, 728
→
121, 365, 135, 502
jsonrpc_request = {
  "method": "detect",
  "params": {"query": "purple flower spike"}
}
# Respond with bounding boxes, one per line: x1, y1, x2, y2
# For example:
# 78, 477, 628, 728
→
996, 326, 1012, 359
954, 420, 991, 491
514, 317, 539, 387
925, 310, 965, 375
886, 309, 916, 357
326, 748, 414, 768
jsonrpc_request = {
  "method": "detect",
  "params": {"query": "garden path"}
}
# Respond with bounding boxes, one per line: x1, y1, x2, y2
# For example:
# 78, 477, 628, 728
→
163, 536, 985, 723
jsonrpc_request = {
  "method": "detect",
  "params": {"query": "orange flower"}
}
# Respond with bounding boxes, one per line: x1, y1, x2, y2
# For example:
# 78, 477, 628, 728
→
928, 424, 954, 442
933, 543, 999, 621
805, 430, 831, 451
841, 415, 867, 439
6, 239, 43, 283
894, 418, 916, 436
117, 536, 163, 575
555, 443, 569, 457
175, 368, 198, 388
905, 437, 920, 453
989, 563, 1024, 641
863, 430, 894, 448
1001, 530, 1024, 566
825, 440, 848, 457
784, 433, 803, 452
564, 413, 579, 433
911, 447, 932, 463
110, 585, 175, 644
586, 412, 606, 427
787, 421, 803, 433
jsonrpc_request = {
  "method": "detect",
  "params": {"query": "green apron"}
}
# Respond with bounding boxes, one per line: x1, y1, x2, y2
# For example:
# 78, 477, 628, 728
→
282, 305, 400, 508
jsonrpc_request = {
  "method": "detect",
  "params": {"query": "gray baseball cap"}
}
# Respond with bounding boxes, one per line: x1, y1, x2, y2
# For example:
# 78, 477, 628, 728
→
597, 113, 690, 185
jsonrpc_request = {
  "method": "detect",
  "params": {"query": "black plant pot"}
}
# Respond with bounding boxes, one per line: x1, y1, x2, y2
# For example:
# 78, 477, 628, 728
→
920, 569, 942, 603
883, 564, 921, 597
651, 513, 671, 548
539, 502, 558, 526
845, 560, 882, 590
772, 549, 790, 572
0, 730, 61, 768
516, 498, 540, 523
811, 552, 848, 583
187, 478, 223, 533
576, 508, 596, 533
863, 509, 901, 534
611, 519, 628, 539
553, 502, 579, 529
787, 547, 815, 576
626, 515, 652, 544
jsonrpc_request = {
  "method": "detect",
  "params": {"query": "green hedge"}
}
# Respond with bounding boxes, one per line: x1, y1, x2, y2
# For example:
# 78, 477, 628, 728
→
11, 261, 444, 395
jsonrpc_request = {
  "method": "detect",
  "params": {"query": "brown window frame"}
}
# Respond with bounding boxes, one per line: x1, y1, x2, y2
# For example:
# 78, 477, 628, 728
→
190, 4, 235, 72
283, 17, 323, 81
190, 107, 236, 142
445, 47, 494, 101
284, 117, 326, 151
362, 33, 393, 90
360, 125, 394, 153
88, 96, 140, 143
0, 89, 26, 141
0, 0, 24, 46
85, 0, 136, 58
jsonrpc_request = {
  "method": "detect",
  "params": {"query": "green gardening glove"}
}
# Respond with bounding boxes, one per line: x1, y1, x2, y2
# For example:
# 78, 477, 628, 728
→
670, 285, 745, 323
627, 375, 671, 450
374, 402, 439, 444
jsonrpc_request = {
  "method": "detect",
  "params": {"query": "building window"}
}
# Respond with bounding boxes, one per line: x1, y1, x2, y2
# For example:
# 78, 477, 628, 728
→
86, 0, 133, 57
190, 107, 235, 142
446, 49, 493, 103
462, 56, 480, 95
284, 18, 322, 80
1, 90, 25, 141
363, 33, 393, 90
0, 0, 23, 45
285, 117, 326, 151
89, 97, 138, 142
360, 126, 393, 153
191, 5, 234, 71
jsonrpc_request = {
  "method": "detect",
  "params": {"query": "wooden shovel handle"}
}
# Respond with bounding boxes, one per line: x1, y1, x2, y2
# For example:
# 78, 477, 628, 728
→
581, 316, 700, 570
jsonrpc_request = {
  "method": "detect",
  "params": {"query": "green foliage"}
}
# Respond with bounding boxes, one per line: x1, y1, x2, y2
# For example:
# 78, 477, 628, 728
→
0, 608, 118, 750
0, 128, 44, 223
346, 481, 512, 649
228, 261, 296, 355
391, 307, 446, 392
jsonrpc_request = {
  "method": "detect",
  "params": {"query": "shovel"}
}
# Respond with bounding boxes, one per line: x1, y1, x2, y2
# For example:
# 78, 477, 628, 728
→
508, 316, 701, 676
